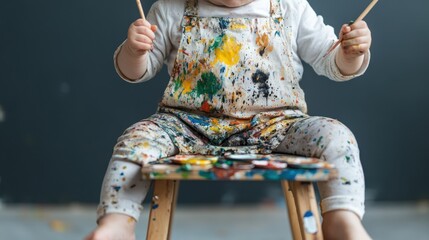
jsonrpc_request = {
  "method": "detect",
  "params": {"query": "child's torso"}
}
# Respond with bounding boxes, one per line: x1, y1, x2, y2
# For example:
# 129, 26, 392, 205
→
160, 0, 307, 118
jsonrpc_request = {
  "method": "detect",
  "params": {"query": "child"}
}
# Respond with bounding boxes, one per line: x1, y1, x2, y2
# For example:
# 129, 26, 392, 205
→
86, 0, 372, 239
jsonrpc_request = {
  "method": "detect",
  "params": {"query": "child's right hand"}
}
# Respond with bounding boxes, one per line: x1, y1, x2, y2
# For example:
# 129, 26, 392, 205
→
84, 214, 137, 240
124, 19, 157, 57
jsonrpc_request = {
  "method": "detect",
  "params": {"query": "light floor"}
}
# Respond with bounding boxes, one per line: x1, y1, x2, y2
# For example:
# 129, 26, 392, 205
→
1, 203, 428, 240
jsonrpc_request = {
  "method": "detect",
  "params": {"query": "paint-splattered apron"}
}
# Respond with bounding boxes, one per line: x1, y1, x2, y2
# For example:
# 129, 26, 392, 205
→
148, 0, 308, 155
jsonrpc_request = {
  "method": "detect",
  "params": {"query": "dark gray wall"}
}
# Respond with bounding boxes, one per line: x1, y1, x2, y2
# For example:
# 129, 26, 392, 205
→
1, 0, 428, 204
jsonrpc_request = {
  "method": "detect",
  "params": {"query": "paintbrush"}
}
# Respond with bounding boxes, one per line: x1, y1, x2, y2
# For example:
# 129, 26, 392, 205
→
323, 0, 379, 57
136, 0, 146, 21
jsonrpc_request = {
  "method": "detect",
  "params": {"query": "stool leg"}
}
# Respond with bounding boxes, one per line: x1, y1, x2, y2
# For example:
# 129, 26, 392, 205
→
281, 181, 303, 240
287, 181, 323, 240
146, 180, 180, 240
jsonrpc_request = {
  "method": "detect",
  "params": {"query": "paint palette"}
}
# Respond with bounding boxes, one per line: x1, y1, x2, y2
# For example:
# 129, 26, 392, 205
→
232, 161, 255, 170
170, 154, 219, 165
252, 160, 287, 170
224, 153, 270, 161
269, 154, 333, 169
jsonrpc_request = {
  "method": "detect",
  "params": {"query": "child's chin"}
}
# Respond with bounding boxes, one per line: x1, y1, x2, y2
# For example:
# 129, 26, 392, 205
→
208, 0, 254, 8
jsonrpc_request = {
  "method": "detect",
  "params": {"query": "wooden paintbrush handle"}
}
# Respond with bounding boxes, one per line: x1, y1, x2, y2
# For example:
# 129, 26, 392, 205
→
136, 0, 146, 21
355, 0, 379, 22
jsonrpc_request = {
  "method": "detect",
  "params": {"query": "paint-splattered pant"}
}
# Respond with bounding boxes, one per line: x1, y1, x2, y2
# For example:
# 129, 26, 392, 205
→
96, 116, 365, 221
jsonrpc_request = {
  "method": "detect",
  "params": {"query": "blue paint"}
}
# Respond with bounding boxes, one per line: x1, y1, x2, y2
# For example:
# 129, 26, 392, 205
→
278, 169, 318, 180
112, 186, 121, 192
199, 170, 215, 179
219, 18, 230, 29
306, 169, 318, 175
263, 170, 280, 180
299, 169, 318, 179
279, 170, 298, 179
250, 117, 259, 127
220, 66, 225, 74
303, 210, 318, 234
245, 171, 255, 178
304, 211, 314, 218
152, 204, 159, 210
187, 115, 210, 127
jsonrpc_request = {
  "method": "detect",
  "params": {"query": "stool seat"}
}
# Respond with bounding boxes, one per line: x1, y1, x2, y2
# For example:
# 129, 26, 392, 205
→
141, 154, 337, 240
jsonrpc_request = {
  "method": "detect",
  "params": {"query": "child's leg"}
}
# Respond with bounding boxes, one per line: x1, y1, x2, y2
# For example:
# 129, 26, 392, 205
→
96, 160, 150, 222
274, 116, 371, 239
86, 121, 178, 240
98, 121, 178, 220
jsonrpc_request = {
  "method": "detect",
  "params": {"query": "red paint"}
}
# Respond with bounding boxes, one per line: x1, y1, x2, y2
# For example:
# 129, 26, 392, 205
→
200, 100, 211, 112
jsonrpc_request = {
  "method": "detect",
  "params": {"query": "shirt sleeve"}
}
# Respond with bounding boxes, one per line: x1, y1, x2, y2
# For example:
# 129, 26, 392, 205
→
296, 0, 370, 81
113, 0, 173, 83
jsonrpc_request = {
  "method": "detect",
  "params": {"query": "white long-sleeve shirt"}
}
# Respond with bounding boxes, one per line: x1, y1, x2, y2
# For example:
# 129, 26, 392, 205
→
114, 0, 369, 84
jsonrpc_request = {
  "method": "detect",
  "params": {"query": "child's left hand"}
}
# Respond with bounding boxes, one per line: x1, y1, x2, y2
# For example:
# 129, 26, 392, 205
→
338, 20, 372, 59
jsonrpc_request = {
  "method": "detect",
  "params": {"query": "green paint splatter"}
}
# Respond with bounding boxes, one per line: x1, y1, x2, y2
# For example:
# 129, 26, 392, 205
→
341, 177, 351, 185
345, 156, 351, 163
151, 172, 166, 178
199, 171, 214, 179
180, 164, 192, 171
173, 77, 182, 92
208, 34, 224, 53
181, 171, 190, 179
316, 136, 323, 147
192, 71, 222, 100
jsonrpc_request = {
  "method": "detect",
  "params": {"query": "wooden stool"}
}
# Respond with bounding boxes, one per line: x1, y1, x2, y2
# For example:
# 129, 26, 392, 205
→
141, 155, 337, 240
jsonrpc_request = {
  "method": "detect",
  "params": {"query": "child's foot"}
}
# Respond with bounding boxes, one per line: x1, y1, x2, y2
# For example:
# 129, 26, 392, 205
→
85, 213, 136, 240
322, 210, 372, 240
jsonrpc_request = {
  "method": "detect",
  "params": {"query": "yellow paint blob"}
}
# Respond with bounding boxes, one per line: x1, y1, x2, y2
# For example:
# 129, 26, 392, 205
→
181, 77, 194, 94
230, 23, 247, 30
142, 141, 150, 148
179, 66, 201, 96
214, 35, 241, 66
209, 118, 235, 134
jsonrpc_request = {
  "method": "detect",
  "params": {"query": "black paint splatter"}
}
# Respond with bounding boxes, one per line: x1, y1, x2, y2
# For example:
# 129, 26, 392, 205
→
259, 47, 266, 56
251, 69, 270, 100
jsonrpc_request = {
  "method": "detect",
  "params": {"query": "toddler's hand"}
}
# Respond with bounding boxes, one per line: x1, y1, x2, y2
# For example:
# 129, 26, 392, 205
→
339, 20, 372, 59
124, 19, 158, 57
84, 214, 136, 240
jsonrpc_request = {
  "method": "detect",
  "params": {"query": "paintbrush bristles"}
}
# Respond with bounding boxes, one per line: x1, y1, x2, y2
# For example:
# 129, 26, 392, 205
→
136, 0, 145, 20
355, 0, 378, 22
